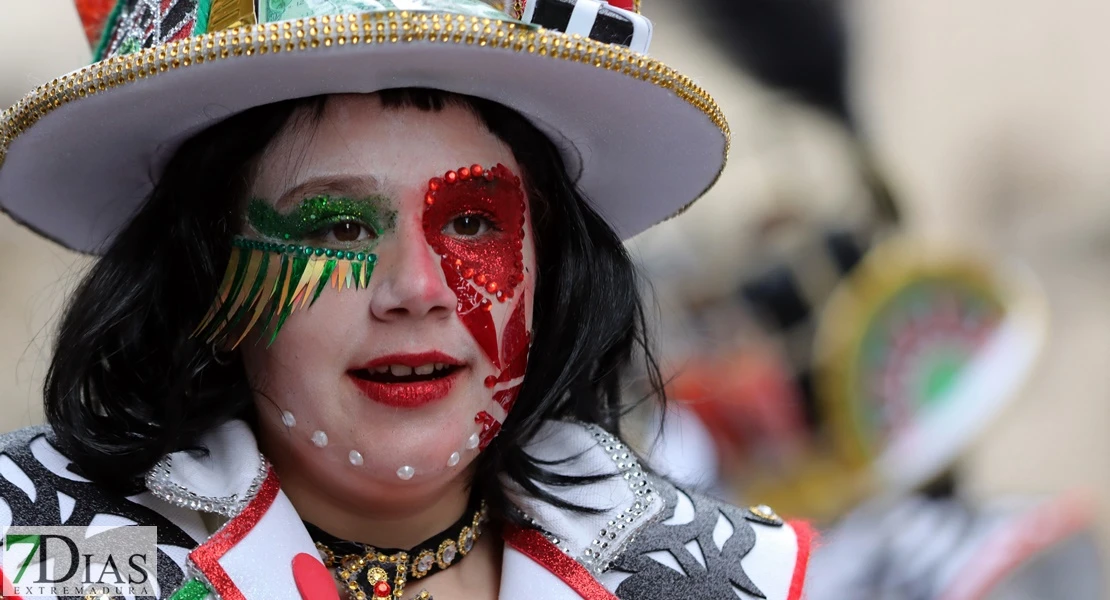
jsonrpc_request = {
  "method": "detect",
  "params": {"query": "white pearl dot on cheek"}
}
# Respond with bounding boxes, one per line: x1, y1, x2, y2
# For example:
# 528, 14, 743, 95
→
281, 411, 296, 428
349, 450, 364, 466
397, 466, 415, 480
447, 452, 461, 467
466, 433, 480, 450
311, 431, 328, 448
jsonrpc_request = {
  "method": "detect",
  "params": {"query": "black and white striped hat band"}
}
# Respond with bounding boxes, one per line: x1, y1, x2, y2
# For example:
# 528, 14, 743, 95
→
519, 0, 653, 53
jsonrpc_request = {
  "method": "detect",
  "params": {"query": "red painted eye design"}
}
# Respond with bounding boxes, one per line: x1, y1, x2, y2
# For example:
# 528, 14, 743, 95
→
423, 164, 526, 305
424, 164, 531, 451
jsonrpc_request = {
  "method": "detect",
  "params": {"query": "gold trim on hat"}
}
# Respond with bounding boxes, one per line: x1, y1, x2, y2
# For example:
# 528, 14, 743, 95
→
0, 10, 728, 227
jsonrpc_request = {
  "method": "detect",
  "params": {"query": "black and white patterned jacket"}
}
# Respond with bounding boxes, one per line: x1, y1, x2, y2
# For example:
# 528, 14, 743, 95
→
0, 420, 810, 600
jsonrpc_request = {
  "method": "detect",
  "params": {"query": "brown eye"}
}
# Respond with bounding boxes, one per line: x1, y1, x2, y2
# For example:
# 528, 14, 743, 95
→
329, 222, 374, 243
449, 215, 488, 237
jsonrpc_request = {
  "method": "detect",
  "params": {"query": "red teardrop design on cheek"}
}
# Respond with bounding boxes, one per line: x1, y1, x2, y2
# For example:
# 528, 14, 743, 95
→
498, 299, 530, 383
494, 386, 521, 414
442, 257, 500, 368
475, 411, 503, 450
293, 553, 340, 600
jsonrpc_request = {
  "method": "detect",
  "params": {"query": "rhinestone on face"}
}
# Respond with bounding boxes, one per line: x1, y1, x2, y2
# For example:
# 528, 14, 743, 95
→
311, 430, 328, 447
465, 433, 480, 450
447, 451, 461, 467
349, 450, 364, 466
397, 465, 415, 480
281, 410, 296, 427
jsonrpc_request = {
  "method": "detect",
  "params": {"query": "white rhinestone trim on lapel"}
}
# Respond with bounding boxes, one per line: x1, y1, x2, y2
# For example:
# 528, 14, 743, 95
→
145, 451, 269, 518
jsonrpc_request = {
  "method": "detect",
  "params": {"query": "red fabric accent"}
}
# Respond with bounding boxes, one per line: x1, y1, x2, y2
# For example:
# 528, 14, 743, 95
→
1, 566, 25, 600
608, 0, 636, 10
503, 525, 618, 600
190, 468, 281, 600
937, 492, 1095, 600
293, 552, 340, 600
787, 520, 816, 600
75, 0, 116, 47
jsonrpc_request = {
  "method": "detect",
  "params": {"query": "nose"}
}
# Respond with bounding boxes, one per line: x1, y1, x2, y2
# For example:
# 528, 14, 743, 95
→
368, 215, 455, 322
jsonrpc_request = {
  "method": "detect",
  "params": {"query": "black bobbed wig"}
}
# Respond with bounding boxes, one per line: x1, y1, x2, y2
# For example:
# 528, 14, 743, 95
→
43, 88, 665, 523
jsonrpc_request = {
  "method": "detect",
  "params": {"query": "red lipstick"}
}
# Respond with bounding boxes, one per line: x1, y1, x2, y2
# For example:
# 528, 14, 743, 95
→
349, 352, 464, 408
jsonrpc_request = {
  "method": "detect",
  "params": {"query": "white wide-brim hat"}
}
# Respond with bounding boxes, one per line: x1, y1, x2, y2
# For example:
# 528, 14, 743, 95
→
0, 0, 728, 253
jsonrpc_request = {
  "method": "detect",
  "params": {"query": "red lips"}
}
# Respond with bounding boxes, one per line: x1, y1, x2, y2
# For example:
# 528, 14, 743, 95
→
359, 351, 462, 370
349, 351, 464, 408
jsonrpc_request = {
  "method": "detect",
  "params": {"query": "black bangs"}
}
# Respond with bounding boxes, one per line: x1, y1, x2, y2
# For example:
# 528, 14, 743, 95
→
43, 88, 665, 522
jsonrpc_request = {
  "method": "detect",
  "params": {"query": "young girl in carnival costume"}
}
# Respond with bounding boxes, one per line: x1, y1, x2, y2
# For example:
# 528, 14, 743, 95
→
0, 1, 812, 599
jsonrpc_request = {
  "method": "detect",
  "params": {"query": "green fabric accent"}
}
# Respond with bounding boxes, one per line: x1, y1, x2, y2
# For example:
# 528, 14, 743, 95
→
270, 254, 310, 345
226, 251, 271, 332
312, 260, 337, 305
923, 358, 963, 405
202, 247, 251, 343
351, 262, 362, 290
93, 0, 126, 61
195, 0, 214, 35
362, 261, 375, 288
259, 0, 515, 24
170, 578, 211, 600
260, 253, 292, 337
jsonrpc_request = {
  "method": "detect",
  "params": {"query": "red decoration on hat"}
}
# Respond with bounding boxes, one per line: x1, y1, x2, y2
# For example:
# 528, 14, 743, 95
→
607, 0, 636, 11
75, 0, 116, 48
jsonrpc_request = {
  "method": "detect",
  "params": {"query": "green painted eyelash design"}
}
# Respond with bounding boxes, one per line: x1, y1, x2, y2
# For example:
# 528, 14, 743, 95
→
193, 237, 377, 349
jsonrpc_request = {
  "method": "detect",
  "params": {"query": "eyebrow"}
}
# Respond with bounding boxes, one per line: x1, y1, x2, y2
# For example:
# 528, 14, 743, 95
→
274, 174, 387, 209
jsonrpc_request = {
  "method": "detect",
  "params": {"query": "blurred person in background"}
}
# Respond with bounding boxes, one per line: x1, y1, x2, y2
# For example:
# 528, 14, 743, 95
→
625, 1, 1105, 598
0, 1, 813, 599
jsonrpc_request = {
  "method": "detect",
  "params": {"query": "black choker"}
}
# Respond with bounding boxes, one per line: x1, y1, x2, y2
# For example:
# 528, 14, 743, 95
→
307, 501, 488, 600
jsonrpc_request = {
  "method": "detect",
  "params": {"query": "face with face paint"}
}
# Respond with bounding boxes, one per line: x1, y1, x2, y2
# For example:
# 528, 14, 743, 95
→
230, 94, 535, 517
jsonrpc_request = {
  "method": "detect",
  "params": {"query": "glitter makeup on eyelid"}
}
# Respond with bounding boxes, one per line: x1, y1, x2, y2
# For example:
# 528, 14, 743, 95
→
192, 238, 377, 349
246, 195, 397, 242
423, 164, 527, 302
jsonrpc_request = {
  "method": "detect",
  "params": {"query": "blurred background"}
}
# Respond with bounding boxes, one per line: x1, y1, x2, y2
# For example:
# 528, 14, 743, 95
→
2, 0, 1110, 597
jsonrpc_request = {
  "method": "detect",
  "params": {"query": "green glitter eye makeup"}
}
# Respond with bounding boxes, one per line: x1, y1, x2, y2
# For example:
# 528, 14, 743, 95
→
247, 195, 396, 245
192, 237, 378, 349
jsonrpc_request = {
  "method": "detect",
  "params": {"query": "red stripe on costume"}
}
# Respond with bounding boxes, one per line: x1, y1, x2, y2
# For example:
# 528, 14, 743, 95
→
190, 468, 281, 600
1, 566, 25, 600
787, 520, 816, 600
503, 525, 618, 600
937, 492, 1095, 600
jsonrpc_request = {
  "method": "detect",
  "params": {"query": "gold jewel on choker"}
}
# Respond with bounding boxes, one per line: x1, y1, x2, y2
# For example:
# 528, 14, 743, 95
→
311, 501, 488, 600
